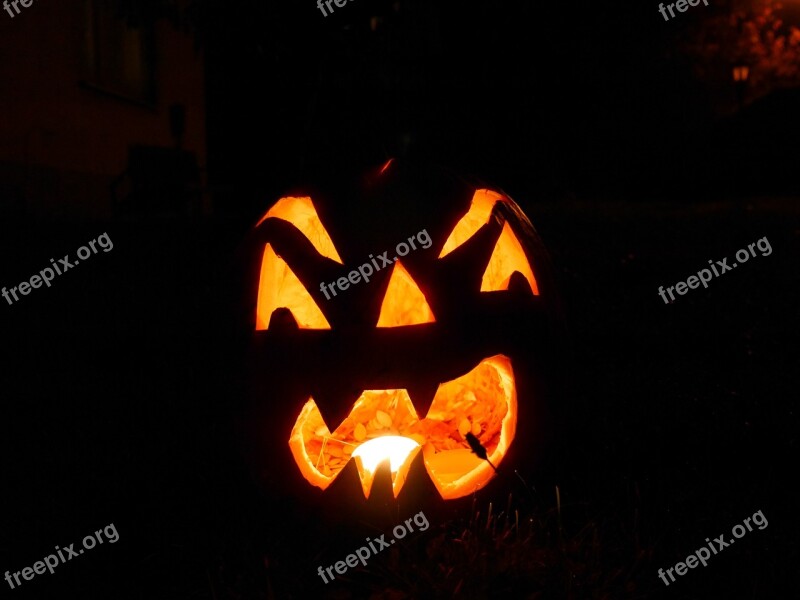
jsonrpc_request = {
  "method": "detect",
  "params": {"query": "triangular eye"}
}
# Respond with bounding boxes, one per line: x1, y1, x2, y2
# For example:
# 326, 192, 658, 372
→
377, 261, 436, 327
439, 189, 506, 258
481, 223, 539, 294
256, 196, 343, 264
256, 244, 331, 330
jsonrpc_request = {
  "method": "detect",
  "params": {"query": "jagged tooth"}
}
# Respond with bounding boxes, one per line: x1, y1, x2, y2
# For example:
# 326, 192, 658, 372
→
352, 445, 422, 499
292, 388, 427, 496
404, 381, 439, 420
390, 445, 422, 498
353, 456, 382, 499
312, 387, 362, 436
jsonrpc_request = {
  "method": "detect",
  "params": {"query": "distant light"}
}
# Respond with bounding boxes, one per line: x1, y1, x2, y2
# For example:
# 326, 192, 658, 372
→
733, 66, 750, 82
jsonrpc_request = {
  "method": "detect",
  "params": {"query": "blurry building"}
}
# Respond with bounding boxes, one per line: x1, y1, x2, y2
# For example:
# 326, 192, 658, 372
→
0, 0, 205, 219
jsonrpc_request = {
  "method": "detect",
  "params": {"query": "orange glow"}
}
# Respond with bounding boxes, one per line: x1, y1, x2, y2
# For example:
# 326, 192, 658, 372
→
438, 189, 507, 258
288, 388, 422, 497
288, 398, 335, 490
376, 261, 436, 327
481, 222, 539, 294
256, 197, 343, 264
256, 244, 331, 330
351, 437, 422, 498
379, 158, 394, 174
420, 355, 517, 499
287, 356, 517, 500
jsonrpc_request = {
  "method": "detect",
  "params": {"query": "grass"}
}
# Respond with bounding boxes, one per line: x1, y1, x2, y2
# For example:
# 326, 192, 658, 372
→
309, 488, 650, 600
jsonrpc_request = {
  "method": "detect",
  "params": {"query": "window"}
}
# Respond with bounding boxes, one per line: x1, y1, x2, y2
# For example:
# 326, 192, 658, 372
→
82, 0, 156, 105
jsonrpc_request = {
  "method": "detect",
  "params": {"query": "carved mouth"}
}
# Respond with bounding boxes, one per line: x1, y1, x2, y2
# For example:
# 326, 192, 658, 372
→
288, 355, 517, 499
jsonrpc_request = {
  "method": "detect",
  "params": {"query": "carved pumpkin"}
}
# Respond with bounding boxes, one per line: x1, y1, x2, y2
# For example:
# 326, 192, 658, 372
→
245, 160, 556, 503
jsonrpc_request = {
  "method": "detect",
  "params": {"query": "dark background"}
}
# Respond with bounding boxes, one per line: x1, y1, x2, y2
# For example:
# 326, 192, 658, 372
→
1, 0, 798, 598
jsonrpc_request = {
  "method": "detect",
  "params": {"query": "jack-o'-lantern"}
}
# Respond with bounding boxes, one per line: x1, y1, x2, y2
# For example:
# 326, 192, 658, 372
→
245, 160, 557, 503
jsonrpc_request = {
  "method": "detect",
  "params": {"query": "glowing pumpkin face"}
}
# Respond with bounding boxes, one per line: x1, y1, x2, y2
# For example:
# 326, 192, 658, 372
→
250, 161, 549, 501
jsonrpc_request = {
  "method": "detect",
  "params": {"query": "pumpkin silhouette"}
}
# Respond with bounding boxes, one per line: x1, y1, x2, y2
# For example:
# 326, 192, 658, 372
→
242, 160, 559, 507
